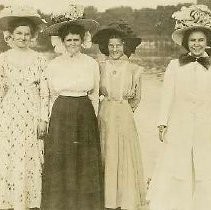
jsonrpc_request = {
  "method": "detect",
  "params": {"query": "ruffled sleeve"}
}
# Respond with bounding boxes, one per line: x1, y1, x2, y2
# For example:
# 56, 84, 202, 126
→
0, 53, 8, 103
128, 65, 143, 112
88, 59, 100, 116
38, 56, 50, 122
158, 59, 176, 126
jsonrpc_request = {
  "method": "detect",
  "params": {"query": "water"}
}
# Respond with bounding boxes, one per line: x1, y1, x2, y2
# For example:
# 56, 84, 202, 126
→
134, 72, 164, 179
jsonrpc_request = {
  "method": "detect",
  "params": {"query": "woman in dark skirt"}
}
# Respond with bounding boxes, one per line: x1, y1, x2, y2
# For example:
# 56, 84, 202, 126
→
41, 4, 103, 210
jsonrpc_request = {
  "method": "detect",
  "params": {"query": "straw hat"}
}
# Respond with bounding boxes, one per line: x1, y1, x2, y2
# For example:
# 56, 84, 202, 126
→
0, 5, 45, 31
43, 4, 99, 36
172, 4, 211, 45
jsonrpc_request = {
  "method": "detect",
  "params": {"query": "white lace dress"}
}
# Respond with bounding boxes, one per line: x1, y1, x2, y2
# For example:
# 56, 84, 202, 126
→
0, 49, 49, 210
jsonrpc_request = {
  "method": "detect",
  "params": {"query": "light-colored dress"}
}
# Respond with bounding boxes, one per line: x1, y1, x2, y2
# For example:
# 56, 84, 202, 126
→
0, 49, 49, 210
98, 57, 146, 210
147, 55, 211, 210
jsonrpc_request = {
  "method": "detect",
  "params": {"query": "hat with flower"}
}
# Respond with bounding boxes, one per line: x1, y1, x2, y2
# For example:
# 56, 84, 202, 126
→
172, 4, 211, 45
43, 3, 99, 36
0, 5, 46, 31
43, 2, 99, 53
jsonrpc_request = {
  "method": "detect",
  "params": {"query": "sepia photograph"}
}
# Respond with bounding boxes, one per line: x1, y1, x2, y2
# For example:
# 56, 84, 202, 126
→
0, 0, 211, 210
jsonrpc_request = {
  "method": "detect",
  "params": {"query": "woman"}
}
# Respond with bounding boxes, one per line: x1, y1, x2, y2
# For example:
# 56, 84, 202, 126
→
0, 5, 48, 210
147, 5, 211, 210
41, 4, 103, 210
92, 22, 146, 210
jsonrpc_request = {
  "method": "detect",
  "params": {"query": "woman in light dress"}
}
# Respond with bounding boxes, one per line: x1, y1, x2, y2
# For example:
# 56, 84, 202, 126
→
41, 4, 103, 210
0, 5, 49, 210
147, 5, 211, 210
92, 22, 146, 210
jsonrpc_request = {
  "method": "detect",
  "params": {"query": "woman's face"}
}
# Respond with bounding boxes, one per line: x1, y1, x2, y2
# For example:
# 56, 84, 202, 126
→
188, 31, 207, 57
63, 33, 82, 56
108, 38, 124, 60
11, 25, 32, 49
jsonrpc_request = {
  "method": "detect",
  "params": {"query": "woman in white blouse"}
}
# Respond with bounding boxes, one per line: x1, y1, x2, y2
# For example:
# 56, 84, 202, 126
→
41, 6, 103, 210
147, 5, 211, 210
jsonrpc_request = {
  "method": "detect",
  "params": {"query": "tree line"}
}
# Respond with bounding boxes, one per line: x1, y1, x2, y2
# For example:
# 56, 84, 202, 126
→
0, 3, 193, 52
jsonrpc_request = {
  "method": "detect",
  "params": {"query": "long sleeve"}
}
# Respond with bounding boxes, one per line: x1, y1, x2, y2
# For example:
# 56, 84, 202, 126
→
88, 60, 100, 116
0, 55, 7, 103
39, 57, 50, 122
128, 66, 143, 112
158, 60, 176, 126
99, 61, 108, 98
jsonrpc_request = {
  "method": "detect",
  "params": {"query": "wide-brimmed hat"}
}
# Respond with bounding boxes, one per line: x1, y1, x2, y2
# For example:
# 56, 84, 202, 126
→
92, 21, 141, 57
92, 21, 141, 46
43, 4, 99, 36
43, 19, 99, 36
172, 4, 211, 46
0, 5, 45, 31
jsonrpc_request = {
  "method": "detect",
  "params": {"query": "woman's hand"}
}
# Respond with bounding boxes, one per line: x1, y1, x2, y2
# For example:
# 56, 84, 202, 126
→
99, 86, 108, 97
124, 88, 136, 100
158, 125, 167, 142
38, 120, 48, 139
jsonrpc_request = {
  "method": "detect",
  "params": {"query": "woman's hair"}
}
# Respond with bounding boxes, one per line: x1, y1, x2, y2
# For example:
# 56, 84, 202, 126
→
98, 32, 123, 56
98, 31, 138, 58
58, 23, 86, 41
182, 28, 211, 51
8, 17, 37, 36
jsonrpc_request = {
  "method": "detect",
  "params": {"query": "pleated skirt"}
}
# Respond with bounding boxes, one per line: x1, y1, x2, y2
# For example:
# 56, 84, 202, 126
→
98, 100, 146, 210
41, 95, 104, 210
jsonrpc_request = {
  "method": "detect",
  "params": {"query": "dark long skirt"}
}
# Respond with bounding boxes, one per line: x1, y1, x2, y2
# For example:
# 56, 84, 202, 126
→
41, 95, 103, 210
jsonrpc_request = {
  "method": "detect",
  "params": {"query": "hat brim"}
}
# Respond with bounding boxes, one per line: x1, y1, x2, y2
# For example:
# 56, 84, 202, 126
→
43, 19, 99, 36
0, 16, 44, 31
92, 27, 126, 44
124, 37, 142, 47
172, 26, 211, 45
92, 27, 141, 46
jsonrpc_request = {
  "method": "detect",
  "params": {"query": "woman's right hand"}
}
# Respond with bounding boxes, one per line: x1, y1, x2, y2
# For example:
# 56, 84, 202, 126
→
38, 120, 48, 139
158, 125, 167, 142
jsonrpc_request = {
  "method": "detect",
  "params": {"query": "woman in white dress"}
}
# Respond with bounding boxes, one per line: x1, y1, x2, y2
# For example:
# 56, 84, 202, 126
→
92, 22, 146, 210
41, 5, 103, 210
147, 5, 211, 210
0, 5, 48, 210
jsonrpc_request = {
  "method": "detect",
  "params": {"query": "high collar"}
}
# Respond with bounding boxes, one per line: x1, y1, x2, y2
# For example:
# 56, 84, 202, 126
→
188, 51, 209, 58
62, 52, 83, 60
107, 54, 128, 64
179, 52, 211, 69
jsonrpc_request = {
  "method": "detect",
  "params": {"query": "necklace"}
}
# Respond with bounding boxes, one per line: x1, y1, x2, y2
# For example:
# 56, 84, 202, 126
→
112, 70, 117, 75
108, 59, 126, 76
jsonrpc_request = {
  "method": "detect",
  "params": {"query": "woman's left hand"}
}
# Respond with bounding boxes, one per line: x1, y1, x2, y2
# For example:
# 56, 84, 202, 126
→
38, 120, 48, 139
124, 89, 136, 99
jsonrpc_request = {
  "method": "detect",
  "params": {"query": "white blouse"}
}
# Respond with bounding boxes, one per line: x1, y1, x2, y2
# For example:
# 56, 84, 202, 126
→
47, 52, 100, 115
99, 58, 142, 111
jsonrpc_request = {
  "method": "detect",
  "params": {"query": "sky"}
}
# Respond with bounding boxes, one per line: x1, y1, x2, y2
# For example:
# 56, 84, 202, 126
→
77, 0, 197, 11
0, 0, 197, 13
